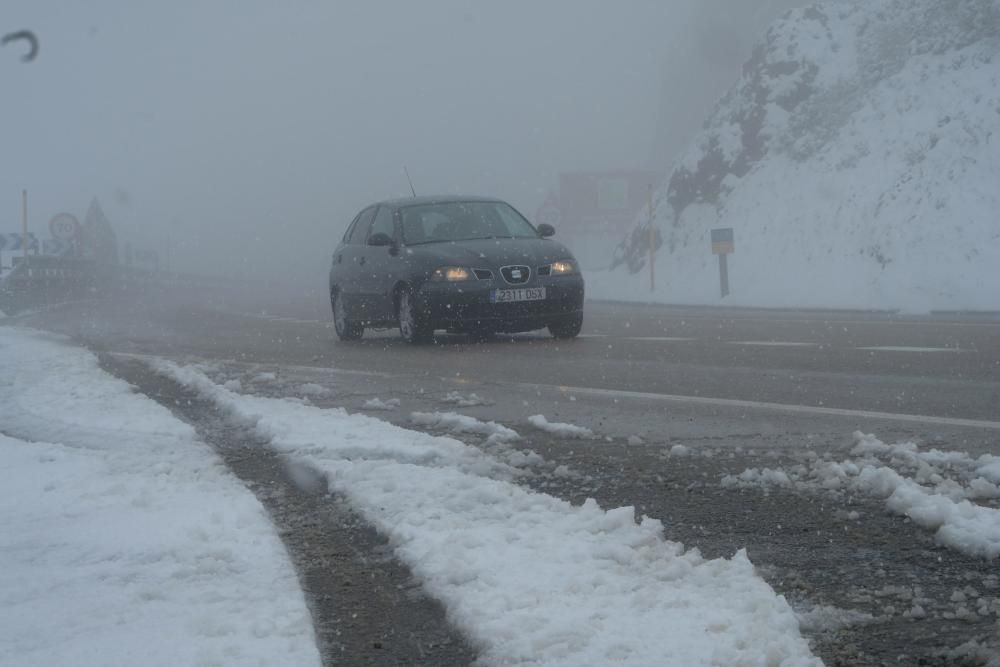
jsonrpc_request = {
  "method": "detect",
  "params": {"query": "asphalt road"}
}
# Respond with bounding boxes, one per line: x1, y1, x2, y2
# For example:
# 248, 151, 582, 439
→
11, 285, 1000, 665
28, 284, 998, 431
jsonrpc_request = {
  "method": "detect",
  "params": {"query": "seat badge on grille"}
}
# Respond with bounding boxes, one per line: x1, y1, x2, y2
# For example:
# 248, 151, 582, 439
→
501, 265, 530, 284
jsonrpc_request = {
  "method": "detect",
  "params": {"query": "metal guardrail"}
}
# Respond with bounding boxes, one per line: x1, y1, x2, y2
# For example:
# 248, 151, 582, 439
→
0, 257, 250, 315
0, 257, 100, 314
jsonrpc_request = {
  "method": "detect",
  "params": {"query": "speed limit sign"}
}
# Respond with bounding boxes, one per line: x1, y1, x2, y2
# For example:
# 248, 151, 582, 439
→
49, 213, 80, 241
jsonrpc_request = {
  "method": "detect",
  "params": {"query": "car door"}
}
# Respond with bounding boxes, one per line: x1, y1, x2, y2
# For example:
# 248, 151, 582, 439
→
331, 205, 375, 319
356, 205, 402, 322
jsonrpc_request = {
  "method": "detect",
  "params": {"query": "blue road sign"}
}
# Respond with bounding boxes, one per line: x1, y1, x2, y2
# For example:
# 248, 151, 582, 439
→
711, 228, 735, 255
0, 233, 38, 252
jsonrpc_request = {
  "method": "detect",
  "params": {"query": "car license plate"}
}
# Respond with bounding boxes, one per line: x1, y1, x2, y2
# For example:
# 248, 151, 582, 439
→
490, 287, 546, 303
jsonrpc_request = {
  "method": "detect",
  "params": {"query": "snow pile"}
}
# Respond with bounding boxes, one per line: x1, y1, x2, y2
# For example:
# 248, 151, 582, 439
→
795, 604, 874, 633
722, 467, 793, 489
722, 432, 1000, 559
441, 391, 490, 407
412, 411, 520, 445
156, 361, 821, 666
528, 414, 596, 439
298, 382, 329, 397
410, 411, 543, 469
603, 0, 1000, 311
362, 397, 400, 411
939, 639, 1000, 666
0, 328, 320, 667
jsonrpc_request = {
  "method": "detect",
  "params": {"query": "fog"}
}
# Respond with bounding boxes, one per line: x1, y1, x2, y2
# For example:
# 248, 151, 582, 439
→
3, 0, 797, 289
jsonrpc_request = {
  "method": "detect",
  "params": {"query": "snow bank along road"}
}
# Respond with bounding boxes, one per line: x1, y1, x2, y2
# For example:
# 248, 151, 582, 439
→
5, 288, 1000, 665
2, 322, 818, 665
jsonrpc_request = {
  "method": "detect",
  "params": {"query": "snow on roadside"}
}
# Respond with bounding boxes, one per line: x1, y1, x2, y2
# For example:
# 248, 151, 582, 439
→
412, 410, 520, 444
411, 411, 543, 470
527, 414, 595, 439
362, 397, 400, 411
721, 433, 1000, 559
156, 360, 822, 666
794, 605, 875, 634
606, 0, 1000, 311
0, 327, 320, 667
298, 382, 329, 397
441, 391, 489, 407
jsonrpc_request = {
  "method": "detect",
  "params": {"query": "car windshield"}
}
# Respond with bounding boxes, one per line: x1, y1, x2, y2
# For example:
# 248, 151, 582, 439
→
399, 201, 537, 245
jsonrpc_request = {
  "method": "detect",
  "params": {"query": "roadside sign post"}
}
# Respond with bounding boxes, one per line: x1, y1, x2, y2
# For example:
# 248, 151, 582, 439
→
21, 190, 28, 265
49, 212, 80, 257
648, 184, 656, 292
718, 253, 730, 298
0, 234, 38, 253
711, 228, 734, 298
49, 213, 80, 242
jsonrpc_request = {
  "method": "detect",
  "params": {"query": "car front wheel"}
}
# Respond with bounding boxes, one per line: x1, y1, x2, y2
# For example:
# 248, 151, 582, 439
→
548, 314, 583, 339
332, 290, 364, 341
398, 287, 433, 344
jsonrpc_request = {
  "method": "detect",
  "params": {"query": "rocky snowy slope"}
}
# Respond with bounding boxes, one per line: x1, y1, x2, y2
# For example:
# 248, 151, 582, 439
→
602, 0, 1000, 311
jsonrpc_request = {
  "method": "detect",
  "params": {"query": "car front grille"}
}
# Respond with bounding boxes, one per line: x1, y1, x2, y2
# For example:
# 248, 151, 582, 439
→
500, 265, 531, 284
473, 269, 494, 280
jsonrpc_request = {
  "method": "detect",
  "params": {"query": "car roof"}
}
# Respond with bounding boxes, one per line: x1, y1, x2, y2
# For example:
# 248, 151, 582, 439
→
377, 195, 505, 210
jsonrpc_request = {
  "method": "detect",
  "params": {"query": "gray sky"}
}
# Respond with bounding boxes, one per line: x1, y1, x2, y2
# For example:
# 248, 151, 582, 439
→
2, 0, 799, 284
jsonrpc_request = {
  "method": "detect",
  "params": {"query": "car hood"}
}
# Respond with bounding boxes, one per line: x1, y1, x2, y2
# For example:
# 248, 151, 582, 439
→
405, 238, 576, 269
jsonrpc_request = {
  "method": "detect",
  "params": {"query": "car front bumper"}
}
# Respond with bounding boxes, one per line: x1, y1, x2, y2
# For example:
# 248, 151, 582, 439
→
416, 276, 584, 333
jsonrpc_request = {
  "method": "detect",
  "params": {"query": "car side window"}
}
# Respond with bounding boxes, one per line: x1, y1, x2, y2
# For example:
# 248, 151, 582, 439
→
342, 212, 362, 243
347, 206, 376, 244
368, 206, 395, 242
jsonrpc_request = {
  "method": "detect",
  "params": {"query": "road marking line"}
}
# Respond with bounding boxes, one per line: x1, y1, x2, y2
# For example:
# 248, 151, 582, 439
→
262, 316, 325, 325
515, 383, 1000, 431
105, 351, 394, 378
108, 353, 999, 431
858, 346, 968, 353
627, 336, 697, 342
585, 306, 1000, 329
217, 309, 326, 325
729, 341, 818, 347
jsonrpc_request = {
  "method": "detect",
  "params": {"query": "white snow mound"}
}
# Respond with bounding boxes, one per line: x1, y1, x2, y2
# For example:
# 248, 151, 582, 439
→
156, 360, 822, 666
604, 0, 1000, 311
0, 327, 320, 667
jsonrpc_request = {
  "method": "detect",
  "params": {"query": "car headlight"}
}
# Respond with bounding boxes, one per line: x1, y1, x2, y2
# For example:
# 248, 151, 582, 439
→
430, 266, 473, 282
549, 260, 577, 275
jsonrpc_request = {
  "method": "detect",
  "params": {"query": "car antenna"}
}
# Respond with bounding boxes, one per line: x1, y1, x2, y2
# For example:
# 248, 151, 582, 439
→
403, 166, 417, 197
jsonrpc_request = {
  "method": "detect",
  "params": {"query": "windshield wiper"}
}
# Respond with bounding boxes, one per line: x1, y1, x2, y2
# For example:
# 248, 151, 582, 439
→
404, 239, 449, 246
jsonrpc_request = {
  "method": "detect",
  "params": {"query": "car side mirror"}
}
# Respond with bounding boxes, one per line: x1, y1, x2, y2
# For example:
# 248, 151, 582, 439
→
368, 232, 394, 247
537, 223, 555, 238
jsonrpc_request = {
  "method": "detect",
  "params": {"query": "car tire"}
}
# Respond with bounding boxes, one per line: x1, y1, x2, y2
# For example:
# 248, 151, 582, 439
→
548, 314, 583, 339
398, 287, 433, 344
332, 290, 364, 341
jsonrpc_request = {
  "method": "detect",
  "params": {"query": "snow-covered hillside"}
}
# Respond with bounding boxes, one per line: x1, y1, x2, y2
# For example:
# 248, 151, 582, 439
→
599, 0, 1000, 311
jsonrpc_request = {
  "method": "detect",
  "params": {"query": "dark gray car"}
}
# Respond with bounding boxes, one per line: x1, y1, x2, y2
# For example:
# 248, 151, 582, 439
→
329, 196, 584, 343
